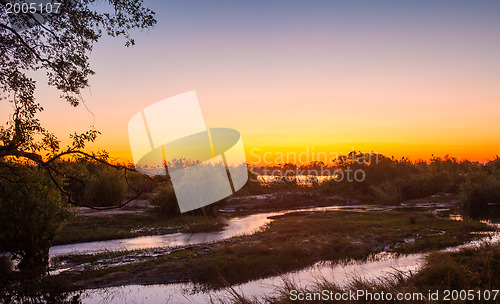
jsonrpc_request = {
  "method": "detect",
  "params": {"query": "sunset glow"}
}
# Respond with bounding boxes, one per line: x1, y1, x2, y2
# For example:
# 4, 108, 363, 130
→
3, 0, 499, 165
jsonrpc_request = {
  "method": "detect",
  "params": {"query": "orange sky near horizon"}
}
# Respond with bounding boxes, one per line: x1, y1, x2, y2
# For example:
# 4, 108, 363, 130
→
1, 1, 499, 166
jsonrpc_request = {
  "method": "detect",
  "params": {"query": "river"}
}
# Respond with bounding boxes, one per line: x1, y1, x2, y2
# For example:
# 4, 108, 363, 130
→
77, 231, 500, 303
49, 205, 398, 257
46, 203, 499, 304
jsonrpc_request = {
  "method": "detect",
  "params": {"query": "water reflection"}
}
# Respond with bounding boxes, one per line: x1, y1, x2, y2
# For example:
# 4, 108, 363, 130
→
78, 231, 500, 304
449, 213, 463, 221
0, 290, 82, 304
7, 204, 500, 304
49, 205, 396, 257
77, 254, 424, 304
464, 205, 500, 222
258, 175, 335, 185
49, 214, 271, 257
6, 230, 499, 304
447, 205, 500, 223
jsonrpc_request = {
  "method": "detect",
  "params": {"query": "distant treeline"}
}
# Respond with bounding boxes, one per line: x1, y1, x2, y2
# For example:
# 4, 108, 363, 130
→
2, 152, 499, 215
242, 152, 500, 213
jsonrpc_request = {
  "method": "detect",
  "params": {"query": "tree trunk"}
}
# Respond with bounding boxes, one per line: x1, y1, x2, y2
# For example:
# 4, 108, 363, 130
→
17, 243, 50, 275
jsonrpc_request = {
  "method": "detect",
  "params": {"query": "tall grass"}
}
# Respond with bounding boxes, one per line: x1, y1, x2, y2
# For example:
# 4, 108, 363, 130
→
460, 158, 500, 217
214, 243, 500, 304
370, 181, 401, 205
315, 154, 482, 205
83, 169, 127, 207
148, 185, 180, 216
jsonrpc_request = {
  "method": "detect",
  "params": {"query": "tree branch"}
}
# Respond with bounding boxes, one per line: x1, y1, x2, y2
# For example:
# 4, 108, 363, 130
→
43, 165, 144, 210
0, 22, 78, 98
1, 148, 152, 210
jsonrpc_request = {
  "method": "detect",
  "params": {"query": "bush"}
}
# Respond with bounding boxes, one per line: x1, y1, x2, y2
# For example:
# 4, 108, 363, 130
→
319, 153, 478, 203
236, 169, 267, 195
149, 186, 180, 216
407, 244, 500, 292
0, 164, 72, 273
83, 169, 127, 206
398, 173, 435, 199
127, 171, 157, 193
370, 181, 402, 205
461, 173, 500, 214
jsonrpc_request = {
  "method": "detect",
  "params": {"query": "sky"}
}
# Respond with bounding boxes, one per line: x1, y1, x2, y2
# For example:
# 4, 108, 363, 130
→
2, 0, 500, 165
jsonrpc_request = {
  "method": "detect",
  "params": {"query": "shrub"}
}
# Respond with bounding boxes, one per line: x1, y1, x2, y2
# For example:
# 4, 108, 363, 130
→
236, 169, 267, 195
0, 164, 72, 273
319, 153, 478, 202
127, 171, 157, 193
461, 173, 500, 214
149, 186, 180, 216
83, 169, 127, 206
370, 181, 402, 205
407, 244, 500, 292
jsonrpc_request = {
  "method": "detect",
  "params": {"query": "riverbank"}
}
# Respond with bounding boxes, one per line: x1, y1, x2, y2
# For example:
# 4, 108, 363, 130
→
225, 242, 500, 304
53, 192, 460, 246
45, 208, 494, 291
53, 192, 356, 246
53, 213, 226, 245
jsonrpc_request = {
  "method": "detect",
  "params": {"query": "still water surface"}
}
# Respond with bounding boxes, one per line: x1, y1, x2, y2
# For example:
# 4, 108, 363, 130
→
54, 204, 499, 304
79, 232, 500, 304
49, 205, 395, 257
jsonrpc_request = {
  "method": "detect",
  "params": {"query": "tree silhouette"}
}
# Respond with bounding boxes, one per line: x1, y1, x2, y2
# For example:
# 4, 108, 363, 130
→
0, 0, 156, 208
0, 0, 157, 273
